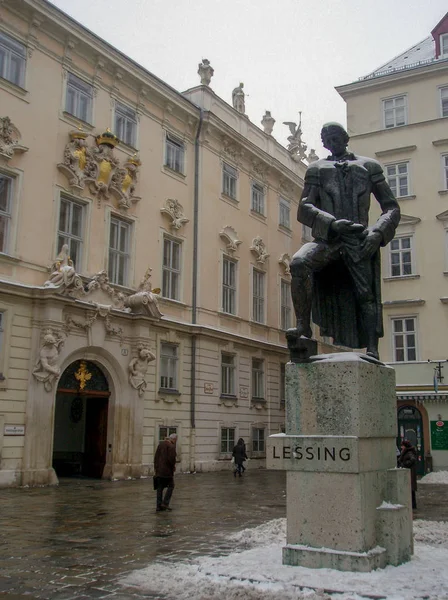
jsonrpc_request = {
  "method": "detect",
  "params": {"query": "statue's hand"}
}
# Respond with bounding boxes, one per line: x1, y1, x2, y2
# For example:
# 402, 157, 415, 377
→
331, 219, 365, 236
360, 230, 382, 259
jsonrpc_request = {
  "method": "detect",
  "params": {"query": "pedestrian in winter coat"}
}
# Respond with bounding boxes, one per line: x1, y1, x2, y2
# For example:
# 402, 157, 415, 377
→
154, 433, 177, 511
398, 439, 418, 509
232, 438, 247, 477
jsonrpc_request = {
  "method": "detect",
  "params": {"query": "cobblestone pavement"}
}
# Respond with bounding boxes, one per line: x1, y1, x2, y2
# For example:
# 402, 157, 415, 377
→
0, 471, 446, 599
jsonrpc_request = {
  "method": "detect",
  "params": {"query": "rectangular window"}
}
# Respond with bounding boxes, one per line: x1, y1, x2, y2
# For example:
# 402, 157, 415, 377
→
279, 197, 291, 229
392, 317, 417, 362
221, 353, 236, 396
0, 31, 26, 87
252, 358, 265, 399
386, 162, 409, 197
280, 363, 286, 408
251, 182, 265, 215
443, 155, 448, 190
252, 428, 265, 453
280, 279, 292, 330
0, 173, 13, 254
162, 237, 181, 300
222, 257, 237, 314
390, 236, 413, 277
57, 196, 84, 270
222, 163, 237, 200
108, 217, 131, 286
66, 73, 93, 123
441, 34, 448, 57
252, 269, 265, 323
115, 102, 137, 147
383, 96, 407, 129
160, 343, 178, 390
158, 425, 177, 442
221, 427, 235, 454
441, 87, 448, 118
165, 133, 185, 174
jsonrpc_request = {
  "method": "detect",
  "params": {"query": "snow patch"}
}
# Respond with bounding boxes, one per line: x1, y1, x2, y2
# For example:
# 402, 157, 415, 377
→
420, 470, 448, 484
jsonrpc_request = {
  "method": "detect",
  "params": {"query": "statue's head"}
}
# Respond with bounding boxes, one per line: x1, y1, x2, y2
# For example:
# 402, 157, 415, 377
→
43, 333, 56, 346
321, 122, 349, 156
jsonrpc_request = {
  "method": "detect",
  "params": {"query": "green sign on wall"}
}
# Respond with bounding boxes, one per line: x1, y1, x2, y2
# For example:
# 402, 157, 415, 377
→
430, 421, 448, 451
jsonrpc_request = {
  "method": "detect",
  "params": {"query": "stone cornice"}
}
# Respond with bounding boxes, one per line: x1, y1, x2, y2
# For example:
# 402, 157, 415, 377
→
375, 145, 417, 158
383, 299, 425, 307
349, 116, 448, 142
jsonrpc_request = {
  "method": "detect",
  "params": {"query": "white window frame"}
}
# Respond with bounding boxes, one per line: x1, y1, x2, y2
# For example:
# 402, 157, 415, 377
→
389, 235, 414, 277
162, 235, 182, 301
252, 427, 265, 453
114, 101, 138, 148
383, 95, 407, 129
221, 353, 236, 397
108, 216, 131, 286
280, 279, 292, 330
65, 72, 93, 124
0, 172, 13, 254
440, 87, 448, 119
385, 161, 410, 198
279, 197, 291, 229
57, 195, 85, 272
160, 342, 179, 391
222, 256, 237, 315
441, 33, 448, 57
442, 154, 448, 190
0, 30, 26, 88
165, 133, 185, 174
391, 316, 418, 362
252, 358, 265, 400
252, 268, 265, 324
251, 181, 265, 215
158, 425, 177, 442
220, 427, 235, 454
222, 162, 238, 200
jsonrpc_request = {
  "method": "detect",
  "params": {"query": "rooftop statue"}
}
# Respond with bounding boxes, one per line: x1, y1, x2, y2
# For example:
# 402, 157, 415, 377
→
232, 83, 245, 114
289, 123, 401, 360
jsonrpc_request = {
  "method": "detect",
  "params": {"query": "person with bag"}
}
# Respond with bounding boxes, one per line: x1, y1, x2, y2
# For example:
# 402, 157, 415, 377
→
397, 439, 418, 509
154, 433, 177, 512
232, 438, 247, 478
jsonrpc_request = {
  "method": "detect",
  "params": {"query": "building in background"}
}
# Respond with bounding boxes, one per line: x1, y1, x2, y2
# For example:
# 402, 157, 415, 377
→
337, 11, 448, 473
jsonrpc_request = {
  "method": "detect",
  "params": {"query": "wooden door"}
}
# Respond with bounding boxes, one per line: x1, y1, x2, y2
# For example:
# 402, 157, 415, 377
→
83, 397, 108, 478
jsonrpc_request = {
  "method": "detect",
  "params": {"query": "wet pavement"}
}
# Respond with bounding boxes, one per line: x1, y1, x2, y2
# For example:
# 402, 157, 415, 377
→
0, 471, 446, 599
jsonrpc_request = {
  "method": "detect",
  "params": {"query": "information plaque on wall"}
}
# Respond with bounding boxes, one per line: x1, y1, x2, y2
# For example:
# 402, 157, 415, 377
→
430, 420, 448, 450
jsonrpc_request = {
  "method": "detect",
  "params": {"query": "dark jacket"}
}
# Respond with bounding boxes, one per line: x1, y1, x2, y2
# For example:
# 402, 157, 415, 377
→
398, 446, 417, 491
232, 443, 247, 466
154, 439, 177, 478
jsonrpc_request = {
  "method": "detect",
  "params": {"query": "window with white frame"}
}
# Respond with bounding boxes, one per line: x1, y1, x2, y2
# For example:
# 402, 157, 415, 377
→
383, 96, 407, 129
222, 163, 237, 200
252, 428, 265, 453
443, 155, 448, 190
386, 162, 409, 197
390, 236, 413, 277
222, 256, 237, 314
392, 317, 417, 362
251, 182, 265, 215
441, 34, 448, 57
165, 133, 185, 174
279, 197, 291, 229
0, 31, 26, 87
252, 358, 265, 399
252, 269, 265, 323
280, 363, 286, 408
57, 196, 84, 271
280, 279, 292, 330
441, 87, 448, 118
108, 217, 131, 286
160, 343, 178, 390
0, 173, 13, 254
221, 427, 235, 454
65, 73, 93, 123
221, 353, 236, 396
158, 425, 177, 442
162, 236, 181, 300
114, 102, 137, 147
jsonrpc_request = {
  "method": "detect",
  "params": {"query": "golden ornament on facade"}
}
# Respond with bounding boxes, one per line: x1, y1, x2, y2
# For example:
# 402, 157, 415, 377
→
74, 360, 92, 391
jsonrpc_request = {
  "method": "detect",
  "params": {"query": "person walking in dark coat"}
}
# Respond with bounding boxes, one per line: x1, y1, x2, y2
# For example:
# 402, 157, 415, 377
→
398, 439, 418, 509
232, 438, 247, 477
154, 433, 177, 511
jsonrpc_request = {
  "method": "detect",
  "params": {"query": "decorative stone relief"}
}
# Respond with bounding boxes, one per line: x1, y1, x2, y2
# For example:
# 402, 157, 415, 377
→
307, 149, 319, 163
261, 111, 275, 135
160, 198, 189, 231
198, 58, 214, 86
250, 237, 270, 265
222, 135, 243, 162
64, 305, 124, 344
57, 129, 90, 189
128, 344, 156, 397
279, 177, 295, 197
232, 83, 245, 114
44, 244, 84, 292
251, 159, 269, 181
124, 267, 163, 318
84, 130, 121, 204
279, 253, 291, 276
219, 226, 242, 254
283, 112, 308, 161
110, 154, 142, 209
32, 328, 64, 392
0, 117, 28, 162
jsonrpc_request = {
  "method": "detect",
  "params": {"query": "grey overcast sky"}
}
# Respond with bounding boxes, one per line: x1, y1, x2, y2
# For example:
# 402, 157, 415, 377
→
50, 0, 447, 155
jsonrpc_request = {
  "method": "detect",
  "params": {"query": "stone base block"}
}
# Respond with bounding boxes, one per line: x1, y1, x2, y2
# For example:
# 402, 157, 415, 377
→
376, 503, 412, 566
19, 468, 59, 487
283, 543, 387, 572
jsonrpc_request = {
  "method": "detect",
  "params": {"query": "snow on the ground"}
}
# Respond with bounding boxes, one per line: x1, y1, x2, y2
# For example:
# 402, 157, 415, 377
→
121, 519, 448, 600
420, 470, 448, 484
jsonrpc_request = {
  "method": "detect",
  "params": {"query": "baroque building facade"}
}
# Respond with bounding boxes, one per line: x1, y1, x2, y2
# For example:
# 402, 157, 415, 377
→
337, 11, 448, 473
0, 0, 328, 486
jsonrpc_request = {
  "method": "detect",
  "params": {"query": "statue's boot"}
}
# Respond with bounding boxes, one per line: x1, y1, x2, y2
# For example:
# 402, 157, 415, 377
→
291, 265, 313, 339
360, 301, 380, 360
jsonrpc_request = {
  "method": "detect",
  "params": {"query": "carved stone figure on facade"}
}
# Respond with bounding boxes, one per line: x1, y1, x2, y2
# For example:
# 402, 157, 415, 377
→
160, 198, 189, 231
0, 116, 27, 161
128, 344, 156, 397
198, 58, 214, 86
110, 154, 142, 210
232, 83, 245, 114
84, 129, 121, 203
307, 148, 319, 163
57, 129, 90, 188
283, 113, 308, 160
261, 111, 275, 135
32, 329, 64, 392
124, 267, 163, 318
44, 244, 84, 291
86, 269, 126, 307
289, 122, 401, 360
250, 236, 270, 264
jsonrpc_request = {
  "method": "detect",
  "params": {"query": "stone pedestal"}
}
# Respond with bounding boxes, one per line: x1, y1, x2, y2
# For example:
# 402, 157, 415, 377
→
267, 353, 413, 572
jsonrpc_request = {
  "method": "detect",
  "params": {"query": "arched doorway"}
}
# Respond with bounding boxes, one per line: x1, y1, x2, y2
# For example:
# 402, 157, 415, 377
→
397, 405, 425, 476
52, 360, 110, 479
